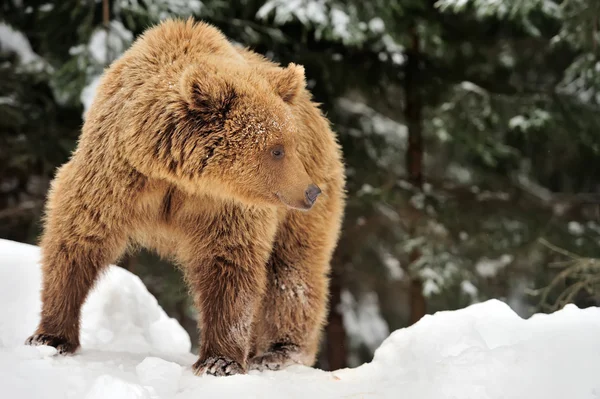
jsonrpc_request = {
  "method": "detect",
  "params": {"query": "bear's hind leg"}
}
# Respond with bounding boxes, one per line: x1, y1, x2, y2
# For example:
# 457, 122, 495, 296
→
25, 219, 125, 354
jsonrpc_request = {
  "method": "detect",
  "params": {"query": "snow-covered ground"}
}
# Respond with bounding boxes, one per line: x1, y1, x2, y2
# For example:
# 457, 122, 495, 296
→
1, 238, 600, 398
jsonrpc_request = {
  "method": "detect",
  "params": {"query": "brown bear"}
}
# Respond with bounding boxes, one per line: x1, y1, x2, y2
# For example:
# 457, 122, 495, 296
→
25, 18, 346, 376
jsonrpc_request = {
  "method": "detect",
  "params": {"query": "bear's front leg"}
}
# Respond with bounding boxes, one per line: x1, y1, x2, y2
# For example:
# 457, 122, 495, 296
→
180, 206, 276, 377
250, 208, 340, 372
186, 253, 268, 377
249, 256, 328, 372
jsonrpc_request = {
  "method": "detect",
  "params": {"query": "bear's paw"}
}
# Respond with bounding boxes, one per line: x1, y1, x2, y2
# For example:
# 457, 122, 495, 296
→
25, 333, 78, 355
249, 343, 301, 371
193, 356, 244, 377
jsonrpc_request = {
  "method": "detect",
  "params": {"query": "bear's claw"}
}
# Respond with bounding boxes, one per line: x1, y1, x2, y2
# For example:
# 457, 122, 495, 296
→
25, 333, 78, 355
193, 356, 244, 377
249, 343, 300, 371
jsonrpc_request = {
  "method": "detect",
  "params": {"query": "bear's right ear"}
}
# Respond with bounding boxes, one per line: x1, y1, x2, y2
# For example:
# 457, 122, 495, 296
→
179, 66, 237, 119
266, 63, 306, 104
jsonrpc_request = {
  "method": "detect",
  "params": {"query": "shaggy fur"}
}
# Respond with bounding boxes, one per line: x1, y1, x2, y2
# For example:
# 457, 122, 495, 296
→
25, 18, 345, 376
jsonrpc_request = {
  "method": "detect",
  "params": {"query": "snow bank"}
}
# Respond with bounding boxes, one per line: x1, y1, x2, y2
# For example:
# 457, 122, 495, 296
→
1, 238, 600, 398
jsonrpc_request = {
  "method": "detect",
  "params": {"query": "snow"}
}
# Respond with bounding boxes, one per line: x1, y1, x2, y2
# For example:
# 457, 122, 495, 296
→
329, 8, 351, 41
0, 239, 191, 353
446, 163, 473, 184
0, 22, 37, 64
381, 252, 404, 280
509, 109, 551, 131
256, 1, 363, 44
257, 0, 329, 26
39, 3, 54, 12
88, 21, 133, 65
80, 75, 102, 119
368, 17, 385, 34
380, 34, 405, 64
435, 0, 561, 19
461, 280, 479, 297
136, 357, 183, 397
0, 22, 49, 72
2, 238, 600, 398
118, 0, 203, 21
423, 278, 441, 296
475, 254, 513, 278
509, 115, 527, 129
336, 98, 408, 146
340, 290, 390, 355
78, 21, 134, 118
0, 96, 16, 106
85, 375, 157, 399
568, 221, 585, 236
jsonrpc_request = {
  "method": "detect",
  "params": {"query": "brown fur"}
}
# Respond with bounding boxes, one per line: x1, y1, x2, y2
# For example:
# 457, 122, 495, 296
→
25, 19, 345, 375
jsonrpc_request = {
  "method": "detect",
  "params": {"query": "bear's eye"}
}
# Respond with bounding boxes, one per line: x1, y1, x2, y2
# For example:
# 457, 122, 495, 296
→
271, 145, 285, 160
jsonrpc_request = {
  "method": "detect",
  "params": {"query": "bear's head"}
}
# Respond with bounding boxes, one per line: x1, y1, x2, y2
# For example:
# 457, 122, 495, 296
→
175, 60, 320, 211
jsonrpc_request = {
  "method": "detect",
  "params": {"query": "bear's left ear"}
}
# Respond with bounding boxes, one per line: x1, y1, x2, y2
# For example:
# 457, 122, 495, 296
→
179, 65, 238, 120
268, 63, 306, 104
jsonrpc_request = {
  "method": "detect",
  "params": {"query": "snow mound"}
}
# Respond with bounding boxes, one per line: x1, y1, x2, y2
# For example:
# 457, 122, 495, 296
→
1, 238, 600, 398
0, 239, 191, 354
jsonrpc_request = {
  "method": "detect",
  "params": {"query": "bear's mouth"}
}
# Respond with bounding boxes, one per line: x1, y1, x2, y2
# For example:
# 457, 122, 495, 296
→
275, 192, 312, 211
275, 192, 288, 206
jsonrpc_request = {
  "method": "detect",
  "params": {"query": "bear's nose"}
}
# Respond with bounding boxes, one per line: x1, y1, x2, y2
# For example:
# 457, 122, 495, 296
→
305, 184, 321, 205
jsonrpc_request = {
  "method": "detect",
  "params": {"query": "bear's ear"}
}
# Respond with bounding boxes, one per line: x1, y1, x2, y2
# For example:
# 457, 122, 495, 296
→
268, 63, 306, 104
179, 66, 237, 119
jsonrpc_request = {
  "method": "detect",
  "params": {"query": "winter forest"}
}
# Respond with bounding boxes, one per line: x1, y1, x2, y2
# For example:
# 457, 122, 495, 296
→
1, 0, 600, 381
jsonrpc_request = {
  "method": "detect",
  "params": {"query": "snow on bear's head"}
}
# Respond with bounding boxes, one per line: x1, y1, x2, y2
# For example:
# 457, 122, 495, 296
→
175, 60, 320, 210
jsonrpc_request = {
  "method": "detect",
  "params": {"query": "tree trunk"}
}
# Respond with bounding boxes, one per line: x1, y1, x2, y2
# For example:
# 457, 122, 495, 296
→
325, 264, 347, 370
102, 0, 113, 64
405, 24, 427, 325
408, 261, 427, 324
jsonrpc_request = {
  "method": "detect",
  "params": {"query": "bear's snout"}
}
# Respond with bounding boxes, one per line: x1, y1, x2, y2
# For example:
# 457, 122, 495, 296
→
304, 184, 321, 207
